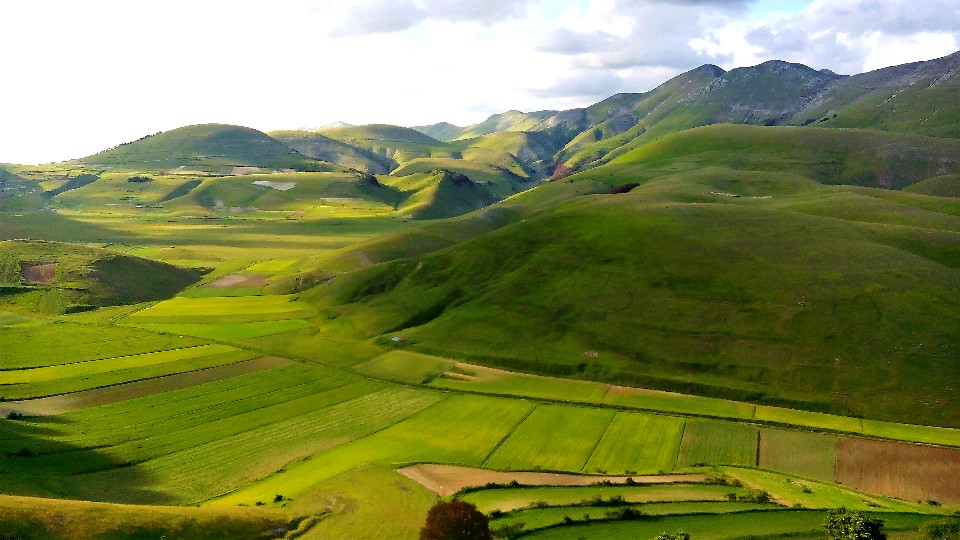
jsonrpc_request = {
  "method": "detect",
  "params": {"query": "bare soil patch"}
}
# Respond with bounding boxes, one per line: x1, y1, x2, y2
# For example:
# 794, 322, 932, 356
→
20, 262, 57, 284
836, 437, 960, 504
397, 464, 707, 497
203, 274, 268, 288
2, 356, 292, 416
252, 180, 296, 191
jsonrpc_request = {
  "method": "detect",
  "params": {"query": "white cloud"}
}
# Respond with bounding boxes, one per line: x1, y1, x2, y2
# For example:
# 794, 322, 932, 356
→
0, 0, 956, 164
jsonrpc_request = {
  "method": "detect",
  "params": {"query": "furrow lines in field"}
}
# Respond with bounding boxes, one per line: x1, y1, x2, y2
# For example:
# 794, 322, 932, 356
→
580, 412, 618, 473
482, 405, 539, 468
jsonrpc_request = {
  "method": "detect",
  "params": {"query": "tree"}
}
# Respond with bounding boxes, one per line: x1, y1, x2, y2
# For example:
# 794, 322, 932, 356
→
420, 500, 492, 540
919, 518, 960, 540
824, 507, 886, 540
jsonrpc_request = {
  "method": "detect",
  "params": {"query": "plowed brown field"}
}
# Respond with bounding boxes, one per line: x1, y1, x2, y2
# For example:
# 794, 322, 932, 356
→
836, 437, 960, 504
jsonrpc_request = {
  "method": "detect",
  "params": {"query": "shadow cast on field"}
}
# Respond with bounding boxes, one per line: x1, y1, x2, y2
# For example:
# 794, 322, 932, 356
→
0, 416, 175, 505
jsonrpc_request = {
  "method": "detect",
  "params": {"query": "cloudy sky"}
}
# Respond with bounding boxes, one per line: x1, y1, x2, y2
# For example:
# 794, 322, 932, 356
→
1, 0, 957, 164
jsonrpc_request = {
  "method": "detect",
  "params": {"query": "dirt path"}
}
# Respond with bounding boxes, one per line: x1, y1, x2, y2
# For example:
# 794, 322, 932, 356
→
397, 464, 707, 497
203, 274, 268, 288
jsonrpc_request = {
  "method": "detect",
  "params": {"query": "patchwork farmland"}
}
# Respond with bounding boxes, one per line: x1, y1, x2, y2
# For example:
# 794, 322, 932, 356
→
2, 49, 960, 539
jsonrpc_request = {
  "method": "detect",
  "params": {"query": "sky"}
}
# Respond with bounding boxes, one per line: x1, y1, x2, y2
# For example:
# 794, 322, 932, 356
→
1, 0, 957, 165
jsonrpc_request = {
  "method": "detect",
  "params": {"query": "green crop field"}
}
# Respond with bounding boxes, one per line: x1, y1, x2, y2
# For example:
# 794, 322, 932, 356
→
354, 350, 455, 385
132, 319, 312, 341
759, 428, 838, 482
676, 420, 759, 468
484, 405, 616, 472
583, 413, 685, 474
460, 483, 752, 513
0, 321, 203, 368
489, 501, 781, 533
523, 510, 936, 540
722, 468, 933, 513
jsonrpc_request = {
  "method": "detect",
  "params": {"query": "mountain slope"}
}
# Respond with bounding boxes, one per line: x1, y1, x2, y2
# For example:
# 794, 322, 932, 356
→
268, 130, 395, 174
416, 52, 960, 178
808, 51, 960, 137
301, 125, 960, 428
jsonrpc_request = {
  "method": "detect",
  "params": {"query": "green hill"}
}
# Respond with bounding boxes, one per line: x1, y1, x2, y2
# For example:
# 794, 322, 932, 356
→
415, 110, 560, 141
73, 124, 334, 174
269, 130, 396, 174
302, 125, 960, 428
0, 240, 205, 313
415, 52, 960, 178
387, 170, 500, 220
603, 124, 960, 189
0, 167, 45, 211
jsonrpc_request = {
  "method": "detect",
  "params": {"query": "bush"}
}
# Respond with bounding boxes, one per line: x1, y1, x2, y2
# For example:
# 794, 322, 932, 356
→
655, 532, 690, 540
918, 518, 960, 540
824, 507, 886, 540
420, 501, 492, 540
605, 507, 644, 520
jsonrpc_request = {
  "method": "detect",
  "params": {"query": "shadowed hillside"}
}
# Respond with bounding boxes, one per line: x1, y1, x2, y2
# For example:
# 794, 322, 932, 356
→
0, 240, 205, 314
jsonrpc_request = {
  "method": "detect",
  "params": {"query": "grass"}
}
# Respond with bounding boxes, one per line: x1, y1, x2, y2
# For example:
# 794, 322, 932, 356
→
354, 350, 455, 385
722, 467, 932, 513
0, 344, 256, 399
601, 386, 756, 421
431, 363, 610, 403
330, 173, 960, 427
0, 321, 203, 368
523, 510, 936, 540
0, 494, 288, 540
211, 394, 535, 506
583, 413, 685, 474
132, 319, 311, 341
485, 405, 616, 472
460, 483, 751, 513
754, 406, 864, 433
676, 420, 758, 468
73, 123, 330, 173
125, 295, 309, 318
282, 464, 436, 540
0, 239, 205, 313
489, 501, 781, 532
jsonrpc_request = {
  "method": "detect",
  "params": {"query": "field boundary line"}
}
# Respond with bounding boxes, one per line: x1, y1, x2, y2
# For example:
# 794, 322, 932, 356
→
580, 412, 618, 473
755, 429, 761, 467
482, 404, 538, 468
199, 392, 448, 505
79, 368, 353, 433
7, 352, 259, 403
111, 300, 162, 322
0, 344, 222, 372
672, 420, 688, 470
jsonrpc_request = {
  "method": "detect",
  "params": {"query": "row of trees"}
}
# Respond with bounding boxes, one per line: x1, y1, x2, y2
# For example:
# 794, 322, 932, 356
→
419, 501, 957, 540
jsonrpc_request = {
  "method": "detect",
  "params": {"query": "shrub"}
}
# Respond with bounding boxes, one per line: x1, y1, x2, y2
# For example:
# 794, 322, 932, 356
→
824, 507, 886, 540
918, 518, 960, 540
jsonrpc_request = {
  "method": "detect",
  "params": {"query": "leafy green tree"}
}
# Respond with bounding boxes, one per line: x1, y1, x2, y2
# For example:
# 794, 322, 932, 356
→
420, 500, 492, 540
919, 518, 960, 540
824, 507, 886, 540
